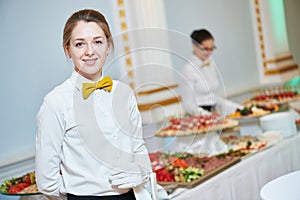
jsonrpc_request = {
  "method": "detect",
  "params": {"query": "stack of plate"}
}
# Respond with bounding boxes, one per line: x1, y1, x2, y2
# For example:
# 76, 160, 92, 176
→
238, 116, 263, 136
260, 111, 297, 138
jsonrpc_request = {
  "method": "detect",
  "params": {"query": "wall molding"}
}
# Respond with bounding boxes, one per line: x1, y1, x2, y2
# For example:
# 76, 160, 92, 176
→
251, 0, 299, 82
137, 84, 178, 96
138, 96, 181, 111
264, 62, 299, 75
264, 53, 293, 65
0, 154, 35, 182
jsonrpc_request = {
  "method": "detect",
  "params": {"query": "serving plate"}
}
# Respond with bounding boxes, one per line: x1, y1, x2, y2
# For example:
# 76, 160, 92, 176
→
158, 157, 241, 188
0, 172, 40, 196
155, 119, 239, 137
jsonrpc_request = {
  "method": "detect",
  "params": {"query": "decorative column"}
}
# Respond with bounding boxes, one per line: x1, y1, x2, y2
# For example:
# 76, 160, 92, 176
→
111, 0, 182, 124
250, 0, 299, 84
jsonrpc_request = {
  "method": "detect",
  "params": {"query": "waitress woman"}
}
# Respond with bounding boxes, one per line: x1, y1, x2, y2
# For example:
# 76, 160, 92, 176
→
176, 29, 242, 155
35, 9, 153, 200
180, 29, 242, 116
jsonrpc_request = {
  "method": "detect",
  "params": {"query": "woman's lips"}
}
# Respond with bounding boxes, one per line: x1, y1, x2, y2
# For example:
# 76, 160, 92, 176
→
83, 58, 98, 66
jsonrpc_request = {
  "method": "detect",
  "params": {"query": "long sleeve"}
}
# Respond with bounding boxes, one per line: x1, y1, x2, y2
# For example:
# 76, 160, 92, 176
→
129, 93, 152, 172
35, 94, 65, 197
36, 73, 153, 196
214, 95, 244, 116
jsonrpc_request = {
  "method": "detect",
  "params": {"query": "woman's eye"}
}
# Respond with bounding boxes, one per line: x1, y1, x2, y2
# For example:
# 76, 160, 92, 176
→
95, 40, 103, 45
75, 42, 84, 47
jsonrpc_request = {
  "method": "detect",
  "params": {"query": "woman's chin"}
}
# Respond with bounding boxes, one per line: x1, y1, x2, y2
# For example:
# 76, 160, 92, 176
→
80, 67, 102, 74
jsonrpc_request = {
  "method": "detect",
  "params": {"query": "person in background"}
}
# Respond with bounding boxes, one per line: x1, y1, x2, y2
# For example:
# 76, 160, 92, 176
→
176, 29, 243, 155
35, 9, 153, 200
180, 29, 243, 116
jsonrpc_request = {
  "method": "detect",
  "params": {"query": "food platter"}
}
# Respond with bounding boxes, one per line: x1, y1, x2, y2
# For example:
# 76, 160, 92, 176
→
0, 172, 40, 196
226, 103, 290, 123
242, 90, 300, 106
158, 157, 240, 188
155, 115, 239, 137
150, 152, 241, 189
220, 131, 282, 159
0, 185, 40, 196
1, 185, 40, 196
226, 105, 271, 120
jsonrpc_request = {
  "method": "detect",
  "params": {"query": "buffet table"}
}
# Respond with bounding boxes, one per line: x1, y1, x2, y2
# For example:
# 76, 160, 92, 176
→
1, 129, 299, 200
170, 132, 300, 200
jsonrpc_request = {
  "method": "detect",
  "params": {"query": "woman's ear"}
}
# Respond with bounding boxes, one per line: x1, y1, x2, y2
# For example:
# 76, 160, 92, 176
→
191, 43, 198, 50
64, 45, 71, 58
106, 46, 110, 56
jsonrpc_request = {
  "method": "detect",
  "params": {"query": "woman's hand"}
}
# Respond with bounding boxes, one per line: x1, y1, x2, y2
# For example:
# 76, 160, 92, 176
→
109, 170, 149, 189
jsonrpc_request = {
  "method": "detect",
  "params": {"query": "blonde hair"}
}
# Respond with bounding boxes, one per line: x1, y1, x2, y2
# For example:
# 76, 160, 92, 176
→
62, 9, 114, 55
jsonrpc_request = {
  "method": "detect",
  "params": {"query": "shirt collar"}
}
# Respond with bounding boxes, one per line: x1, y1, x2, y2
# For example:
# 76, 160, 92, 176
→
191, 54, 211, 67
70, 71, 103, 93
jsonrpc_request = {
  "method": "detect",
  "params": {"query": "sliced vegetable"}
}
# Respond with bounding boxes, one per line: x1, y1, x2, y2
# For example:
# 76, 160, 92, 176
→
178, 166, 204, 182
0, 172, 37, 194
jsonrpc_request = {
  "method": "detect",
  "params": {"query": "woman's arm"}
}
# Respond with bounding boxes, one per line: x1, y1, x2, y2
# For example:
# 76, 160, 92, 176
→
128, 92, 152, 171
35, 94, 65, 196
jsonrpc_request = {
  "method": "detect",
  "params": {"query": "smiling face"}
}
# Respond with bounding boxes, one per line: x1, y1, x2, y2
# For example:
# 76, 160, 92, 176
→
66, 21, 110, 81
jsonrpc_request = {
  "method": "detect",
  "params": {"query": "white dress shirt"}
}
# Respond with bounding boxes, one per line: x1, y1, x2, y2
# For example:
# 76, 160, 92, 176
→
176, 56, 230, 155
180, 55, 242, 115
35, 71, 152, 197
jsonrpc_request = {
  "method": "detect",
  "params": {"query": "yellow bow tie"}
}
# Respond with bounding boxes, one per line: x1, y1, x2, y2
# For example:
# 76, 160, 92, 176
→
201, 61, 211, 67
82, 76, 113, 99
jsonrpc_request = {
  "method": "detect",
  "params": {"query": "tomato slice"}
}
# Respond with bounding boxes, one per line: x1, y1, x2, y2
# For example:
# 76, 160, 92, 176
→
8, 185, 22, 194
16, 183, 30, 190
169, 156, 188, 168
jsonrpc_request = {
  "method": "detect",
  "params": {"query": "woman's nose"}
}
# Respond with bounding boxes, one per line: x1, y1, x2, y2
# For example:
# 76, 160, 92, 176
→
85, 44, 94, 56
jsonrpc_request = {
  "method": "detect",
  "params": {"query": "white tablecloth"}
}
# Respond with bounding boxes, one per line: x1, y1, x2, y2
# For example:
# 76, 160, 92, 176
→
171, 133, 300, 200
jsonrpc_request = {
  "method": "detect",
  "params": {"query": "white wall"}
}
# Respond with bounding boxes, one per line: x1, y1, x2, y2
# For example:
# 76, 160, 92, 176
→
284, 0, 300, 66
0, 0, 299, 167
0, 0, 114, 165
164, 0, 261, 96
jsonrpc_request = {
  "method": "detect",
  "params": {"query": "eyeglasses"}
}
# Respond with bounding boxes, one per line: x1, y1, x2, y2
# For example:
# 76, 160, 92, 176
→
198, 45, 217, 52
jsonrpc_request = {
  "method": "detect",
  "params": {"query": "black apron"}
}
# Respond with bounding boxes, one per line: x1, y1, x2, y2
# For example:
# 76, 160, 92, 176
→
67, 190, 136, 200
